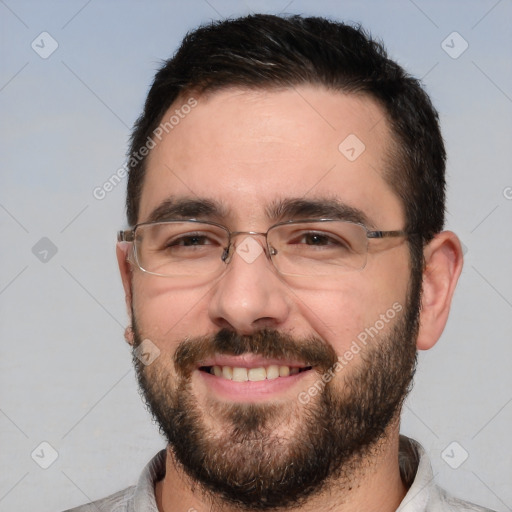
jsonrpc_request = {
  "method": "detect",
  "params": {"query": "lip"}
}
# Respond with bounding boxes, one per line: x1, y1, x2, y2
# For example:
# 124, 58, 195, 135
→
198, 354, 309, 369
197, 367, 312, 401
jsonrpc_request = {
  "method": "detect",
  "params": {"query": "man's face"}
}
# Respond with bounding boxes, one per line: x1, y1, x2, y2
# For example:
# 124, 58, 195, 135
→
123, 87, 420, 508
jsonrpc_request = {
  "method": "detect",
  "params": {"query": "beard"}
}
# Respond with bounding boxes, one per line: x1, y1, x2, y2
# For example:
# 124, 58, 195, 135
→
132, 277, 420, 510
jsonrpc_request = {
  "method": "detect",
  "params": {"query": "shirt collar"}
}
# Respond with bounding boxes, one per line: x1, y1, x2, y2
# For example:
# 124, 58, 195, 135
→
397, 435, 436, 512
132, 449, 166, 511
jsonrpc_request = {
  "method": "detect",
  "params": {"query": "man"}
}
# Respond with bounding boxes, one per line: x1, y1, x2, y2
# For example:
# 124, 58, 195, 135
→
67, 13, 494, 512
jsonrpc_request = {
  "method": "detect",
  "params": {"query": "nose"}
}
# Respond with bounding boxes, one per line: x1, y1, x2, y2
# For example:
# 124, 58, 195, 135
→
208, 235, 291, 334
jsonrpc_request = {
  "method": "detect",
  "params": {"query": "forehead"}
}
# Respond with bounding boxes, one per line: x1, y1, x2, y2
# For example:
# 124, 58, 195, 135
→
139, 86, 403, 229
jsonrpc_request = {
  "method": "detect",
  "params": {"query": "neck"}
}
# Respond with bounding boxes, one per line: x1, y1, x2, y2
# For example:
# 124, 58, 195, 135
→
155, 420, 408, 512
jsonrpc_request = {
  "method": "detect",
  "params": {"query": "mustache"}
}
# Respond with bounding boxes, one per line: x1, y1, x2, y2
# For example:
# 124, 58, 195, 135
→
173, 328, 338, 378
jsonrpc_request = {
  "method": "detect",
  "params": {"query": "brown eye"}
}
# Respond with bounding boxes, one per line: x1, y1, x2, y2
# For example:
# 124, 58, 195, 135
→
288, 231, 350, 249
168, 234, 213, 247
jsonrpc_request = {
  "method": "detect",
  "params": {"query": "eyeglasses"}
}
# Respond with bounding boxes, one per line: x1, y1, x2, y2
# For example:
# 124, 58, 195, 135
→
117, 219, 409, 278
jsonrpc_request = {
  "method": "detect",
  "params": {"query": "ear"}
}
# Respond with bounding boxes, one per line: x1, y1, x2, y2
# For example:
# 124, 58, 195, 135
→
416, 231, 464, 351
117, 242, 134, 344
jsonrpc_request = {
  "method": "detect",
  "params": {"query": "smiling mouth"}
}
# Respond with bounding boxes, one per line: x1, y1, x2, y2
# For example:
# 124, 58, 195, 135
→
199, 365, 313, 382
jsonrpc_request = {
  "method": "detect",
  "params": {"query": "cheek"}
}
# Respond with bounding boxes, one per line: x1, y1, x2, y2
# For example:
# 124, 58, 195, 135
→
290, 285, 366, 343
292, 256, 410, 354
131, 275, 213, 347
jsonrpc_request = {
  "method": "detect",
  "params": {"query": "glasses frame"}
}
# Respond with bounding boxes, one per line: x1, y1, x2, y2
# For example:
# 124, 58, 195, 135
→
117, 218, 410, 277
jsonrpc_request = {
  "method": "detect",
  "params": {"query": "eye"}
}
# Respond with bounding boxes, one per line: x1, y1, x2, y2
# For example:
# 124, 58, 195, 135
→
289, 231, 350, 249
297, 233, 337, 246
159, 231, 227, 253
168, 234, 215, 247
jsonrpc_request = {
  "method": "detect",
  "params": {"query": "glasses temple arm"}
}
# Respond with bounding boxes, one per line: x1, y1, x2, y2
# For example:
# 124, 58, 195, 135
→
117, 230, 135, 242
367, 230, 409, 239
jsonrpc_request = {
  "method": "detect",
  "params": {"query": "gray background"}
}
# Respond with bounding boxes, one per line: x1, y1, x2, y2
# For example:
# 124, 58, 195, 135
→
0, 1, 511, 511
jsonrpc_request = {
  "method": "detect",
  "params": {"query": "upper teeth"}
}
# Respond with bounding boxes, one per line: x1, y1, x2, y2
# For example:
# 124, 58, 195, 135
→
210, 365, 300, 382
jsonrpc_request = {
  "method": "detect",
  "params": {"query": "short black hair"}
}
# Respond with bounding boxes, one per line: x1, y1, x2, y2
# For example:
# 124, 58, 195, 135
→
127, 14, 445, 257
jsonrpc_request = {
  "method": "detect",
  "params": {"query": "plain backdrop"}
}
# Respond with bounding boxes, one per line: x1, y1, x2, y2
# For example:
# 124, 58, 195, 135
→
0, 1, 511, 511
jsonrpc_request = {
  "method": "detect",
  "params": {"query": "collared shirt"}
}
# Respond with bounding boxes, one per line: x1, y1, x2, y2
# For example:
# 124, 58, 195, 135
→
64, 436, 495, 512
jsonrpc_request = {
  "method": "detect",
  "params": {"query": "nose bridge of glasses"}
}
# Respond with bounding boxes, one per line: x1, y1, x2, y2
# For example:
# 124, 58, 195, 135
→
222, 230, 273, 265
230, 230, 267, 240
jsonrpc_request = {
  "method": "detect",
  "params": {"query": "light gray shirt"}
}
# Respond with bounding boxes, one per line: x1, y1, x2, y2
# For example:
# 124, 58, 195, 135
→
64, 436, 495, 512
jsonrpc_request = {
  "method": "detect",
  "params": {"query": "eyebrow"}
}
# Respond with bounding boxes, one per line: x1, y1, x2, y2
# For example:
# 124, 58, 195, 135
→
144, 196, 374, 228
145, 197, 228, 224
267, 198, 374, 228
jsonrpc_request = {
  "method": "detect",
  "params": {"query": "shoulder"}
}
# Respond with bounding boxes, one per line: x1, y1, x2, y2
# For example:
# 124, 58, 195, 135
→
62, 485, 136, 512
61, 449, 166, 512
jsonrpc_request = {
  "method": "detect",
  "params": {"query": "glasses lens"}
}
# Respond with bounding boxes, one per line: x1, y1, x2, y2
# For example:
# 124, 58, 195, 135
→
135, 221, 228, 276
269, 221, 368, 276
